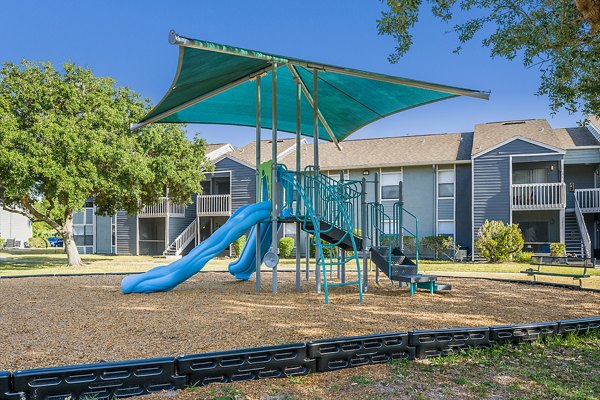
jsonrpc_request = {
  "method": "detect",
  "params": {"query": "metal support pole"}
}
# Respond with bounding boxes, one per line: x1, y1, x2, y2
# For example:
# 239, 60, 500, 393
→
295, 78, 301, 293
305, 233, 310, 280
313, 69, 321, 294
255, 76, 262, 291
399, 181, 404, 252
271, 64, 279, 294
361, 177, 368, 292
374, 172, 380, 283
339, 170, 344, 281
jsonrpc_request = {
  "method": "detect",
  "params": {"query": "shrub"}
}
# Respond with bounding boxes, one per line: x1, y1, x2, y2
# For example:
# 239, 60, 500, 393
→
278, 237, 295, 258
231, 234, 246, 257
550, 242, 566, 257
309, 235, 333, 258
420, 235, 455, 260
27, 237, 49, 248
475, 220, 524, 263
515, 251, 534, 263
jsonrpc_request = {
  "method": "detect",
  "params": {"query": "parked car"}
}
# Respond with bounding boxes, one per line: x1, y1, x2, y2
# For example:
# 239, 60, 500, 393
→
48, 237, 64, 247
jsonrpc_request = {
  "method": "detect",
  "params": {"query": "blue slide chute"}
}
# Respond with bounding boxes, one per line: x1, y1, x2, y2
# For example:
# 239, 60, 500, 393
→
121, 201, 271, 294
227, 221, 272, 281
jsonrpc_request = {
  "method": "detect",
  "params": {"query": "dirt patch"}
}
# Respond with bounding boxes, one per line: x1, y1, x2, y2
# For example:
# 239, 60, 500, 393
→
1, 272, 599, 371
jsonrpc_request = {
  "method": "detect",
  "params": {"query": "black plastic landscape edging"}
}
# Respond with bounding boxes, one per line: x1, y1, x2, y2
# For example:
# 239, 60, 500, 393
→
434, 274, 600, 293
2, 316, 599, 400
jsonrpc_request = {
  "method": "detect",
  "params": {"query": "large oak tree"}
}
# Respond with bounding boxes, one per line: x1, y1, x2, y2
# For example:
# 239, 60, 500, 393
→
0, 61, 211, 266
377, 0, 600, 119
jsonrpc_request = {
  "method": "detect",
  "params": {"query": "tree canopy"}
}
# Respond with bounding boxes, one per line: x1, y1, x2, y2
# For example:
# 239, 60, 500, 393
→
377, 0, 600, 119
0, 60, 211, 265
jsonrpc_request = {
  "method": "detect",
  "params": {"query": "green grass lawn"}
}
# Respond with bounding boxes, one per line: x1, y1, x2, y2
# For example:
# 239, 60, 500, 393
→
1, 250, 598, 289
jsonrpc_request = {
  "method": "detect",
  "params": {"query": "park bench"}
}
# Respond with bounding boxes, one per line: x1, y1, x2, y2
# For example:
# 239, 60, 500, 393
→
521, 256, 594, 287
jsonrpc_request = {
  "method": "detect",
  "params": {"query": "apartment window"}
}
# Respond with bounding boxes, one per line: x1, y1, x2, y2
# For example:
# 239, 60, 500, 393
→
381, 172, 402, 200
513, 168, 547, 184
438, 170, 454, 197
73, 206, 94, 254
437, 168, 455, 237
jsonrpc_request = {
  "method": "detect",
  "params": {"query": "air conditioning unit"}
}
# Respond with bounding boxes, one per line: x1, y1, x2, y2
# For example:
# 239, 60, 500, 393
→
456, 249, 468, 261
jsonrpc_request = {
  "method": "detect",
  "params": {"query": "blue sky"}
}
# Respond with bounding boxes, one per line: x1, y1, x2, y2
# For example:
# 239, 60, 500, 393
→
0, 1, 582, 147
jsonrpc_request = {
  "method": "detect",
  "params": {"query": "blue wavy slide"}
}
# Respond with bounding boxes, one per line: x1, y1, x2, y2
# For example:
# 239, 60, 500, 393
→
121, 201, 272, 294
228, 221, 273, 281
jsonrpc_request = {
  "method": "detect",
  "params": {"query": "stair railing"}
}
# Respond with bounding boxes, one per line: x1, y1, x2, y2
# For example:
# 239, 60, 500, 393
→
393, 203, 419, 269
278, 166, 363, 303
574, 198, 591, 258
163, 218, 197, 256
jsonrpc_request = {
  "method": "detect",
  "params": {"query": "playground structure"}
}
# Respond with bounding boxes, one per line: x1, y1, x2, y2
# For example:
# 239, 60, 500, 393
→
122, 31, 490, 302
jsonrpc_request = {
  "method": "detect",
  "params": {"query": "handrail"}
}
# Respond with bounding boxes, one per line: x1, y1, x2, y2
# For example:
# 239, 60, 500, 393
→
575, 188, 600, 211
278, 166, 363, 304
574, 199, 592, 258
163, 218, 197, 256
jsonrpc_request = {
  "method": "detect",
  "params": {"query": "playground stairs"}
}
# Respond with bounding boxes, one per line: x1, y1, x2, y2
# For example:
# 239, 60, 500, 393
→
370, 246, 417, 280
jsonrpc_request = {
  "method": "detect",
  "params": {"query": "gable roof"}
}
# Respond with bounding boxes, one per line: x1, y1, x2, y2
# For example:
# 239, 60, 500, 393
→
206, 143, 234, 160
472, 119, 600, 156
226, 138, 300, 167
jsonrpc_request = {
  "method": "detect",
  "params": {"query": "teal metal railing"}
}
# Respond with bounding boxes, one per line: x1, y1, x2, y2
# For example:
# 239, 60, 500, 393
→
278, 166, 363, 303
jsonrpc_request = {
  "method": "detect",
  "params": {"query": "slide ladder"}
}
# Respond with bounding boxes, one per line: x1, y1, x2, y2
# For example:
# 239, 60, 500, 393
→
279, 166, 363, 303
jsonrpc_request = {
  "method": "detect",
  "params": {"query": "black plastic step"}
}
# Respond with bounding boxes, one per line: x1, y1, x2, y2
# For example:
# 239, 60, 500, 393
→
370, 247, 417, 279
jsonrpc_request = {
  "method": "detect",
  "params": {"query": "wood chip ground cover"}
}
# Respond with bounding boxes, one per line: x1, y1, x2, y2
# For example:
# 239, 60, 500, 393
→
0, 272, 598, 372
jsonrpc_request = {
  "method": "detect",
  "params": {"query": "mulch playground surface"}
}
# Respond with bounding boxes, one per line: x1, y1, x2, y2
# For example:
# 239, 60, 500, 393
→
1, 272, 599, 371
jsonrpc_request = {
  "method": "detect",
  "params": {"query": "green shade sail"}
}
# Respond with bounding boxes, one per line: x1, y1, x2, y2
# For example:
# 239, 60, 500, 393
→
134, 31, 490, 143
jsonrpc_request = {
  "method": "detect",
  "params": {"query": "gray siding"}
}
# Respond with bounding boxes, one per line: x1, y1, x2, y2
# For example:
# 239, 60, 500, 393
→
478, 139, 559, 157
116, 211, 137, 255
455, 164, 472, 251
95, 215, 113, 254
565, 165, 595, 208
473, 157, 510, 245
564, 148, 600, 165
473, 139, 563, 257
168, 194, 197, 244
214, 157, 256, 210
403, 166, 435, 239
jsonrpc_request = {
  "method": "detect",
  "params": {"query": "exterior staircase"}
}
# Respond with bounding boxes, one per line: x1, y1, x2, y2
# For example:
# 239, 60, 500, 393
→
565, 211, 584, 257
163, 218, 197, 256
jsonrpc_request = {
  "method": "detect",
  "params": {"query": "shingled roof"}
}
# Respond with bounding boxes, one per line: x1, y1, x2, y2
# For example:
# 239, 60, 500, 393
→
472, 119, 600, 156
218, 119, 599, 170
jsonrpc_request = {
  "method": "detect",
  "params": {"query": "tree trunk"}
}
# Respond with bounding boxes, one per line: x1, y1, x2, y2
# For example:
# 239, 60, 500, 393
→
62, 212, 83, 267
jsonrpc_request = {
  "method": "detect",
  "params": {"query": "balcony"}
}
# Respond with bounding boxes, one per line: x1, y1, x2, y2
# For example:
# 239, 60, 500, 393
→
139, 197, 186, 218
575, 188, 600, 213
512, 182, 566, 210
197, 194, 232, 216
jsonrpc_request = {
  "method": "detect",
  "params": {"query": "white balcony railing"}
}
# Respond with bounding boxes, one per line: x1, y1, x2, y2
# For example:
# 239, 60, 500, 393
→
139, 197, 186, 218
512, 182, 566, 210
197, 194, 232, 216
575, 188, 600, 213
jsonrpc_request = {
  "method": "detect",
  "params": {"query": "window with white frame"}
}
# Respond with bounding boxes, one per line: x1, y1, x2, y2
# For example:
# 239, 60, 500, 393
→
327, 170, 350, 181
380, 172, 402, 200
437, 168, 455, 236
73, 206, 94, 254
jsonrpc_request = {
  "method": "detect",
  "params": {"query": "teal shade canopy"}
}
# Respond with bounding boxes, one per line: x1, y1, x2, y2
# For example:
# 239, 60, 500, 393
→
135, 31, 490, 143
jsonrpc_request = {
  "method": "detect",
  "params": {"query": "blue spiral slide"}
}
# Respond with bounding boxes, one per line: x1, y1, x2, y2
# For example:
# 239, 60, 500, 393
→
121, 201, 273, 294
